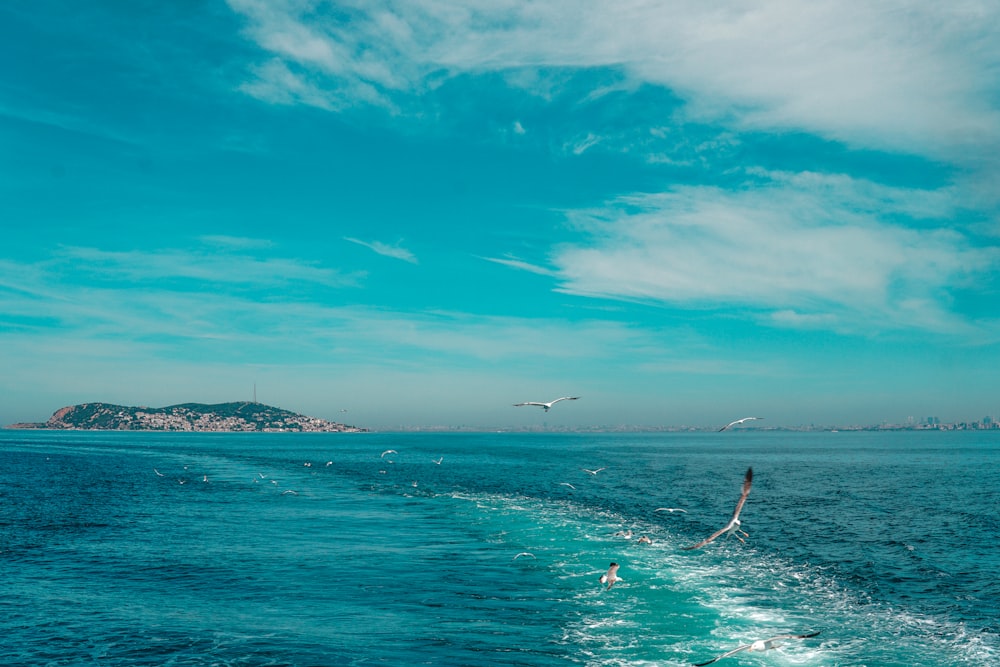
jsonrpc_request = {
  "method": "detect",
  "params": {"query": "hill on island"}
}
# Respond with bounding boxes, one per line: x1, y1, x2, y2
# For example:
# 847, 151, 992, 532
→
7, 402, 364, 432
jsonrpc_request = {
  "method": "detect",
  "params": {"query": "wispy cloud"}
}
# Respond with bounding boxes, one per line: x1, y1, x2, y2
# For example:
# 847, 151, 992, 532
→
550, 169, 999, 335
344, 237, 418, 264
52, 245, 361, 288
480, 254, 558, 277
226, 1, 1000, 163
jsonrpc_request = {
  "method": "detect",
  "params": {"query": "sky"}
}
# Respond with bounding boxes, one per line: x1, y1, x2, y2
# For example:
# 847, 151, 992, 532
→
2, 1, 999, 430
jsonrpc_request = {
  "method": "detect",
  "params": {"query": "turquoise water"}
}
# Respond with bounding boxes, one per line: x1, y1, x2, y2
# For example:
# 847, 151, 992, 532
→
2, 430, 997, 666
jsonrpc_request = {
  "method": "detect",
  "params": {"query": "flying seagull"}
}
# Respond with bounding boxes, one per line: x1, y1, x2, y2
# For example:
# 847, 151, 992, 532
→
380, 449, 397, 459
693, 631, 821, 666
513, 396, 580, 412
683, 467, 753, 550
513, 552, 536, 560
719, 417, 763, 431
581, 467, 606, 475
599, 562, 621, 590
655, 507, 687, 513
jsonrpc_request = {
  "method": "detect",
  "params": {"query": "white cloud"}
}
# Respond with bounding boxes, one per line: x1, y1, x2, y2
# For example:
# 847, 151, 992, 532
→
550, 170, 999, 334
53, 245, 360, 288
226, 1, 1000, 163
480, 254, 557, 277
344, 237, 418, 263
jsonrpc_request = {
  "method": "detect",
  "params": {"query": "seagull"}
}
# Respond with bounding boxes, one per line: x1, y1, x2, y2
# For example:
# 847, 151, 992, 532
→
655, 507, 687, 513
693, 631, 821, 666
303, 462, 312, 467
282, 490, 298, 495
559, 482, 576, 490
719, 417, 763, 431
432, 457, 443, 465
599, 562, 621, 590
581, 467, 606, 475
513, 396, 580, 412
326, 461, 333, 466
683, 467, 753, 550
381, 449, 397, 459
153, 469, 165, 477
513, 552, 536, 560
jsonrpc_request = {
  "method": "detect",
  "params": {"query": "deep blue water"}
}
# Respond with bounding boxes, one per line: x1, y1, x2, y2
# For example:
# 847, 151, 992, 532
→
1, 430, 997, 666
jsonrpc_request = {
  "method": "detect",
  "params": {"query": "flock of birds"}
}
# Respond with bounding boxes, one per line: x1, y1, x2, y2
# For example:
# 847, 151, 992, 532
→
510, 398, 819, 664
598, 465, 820, 664
153, 398, 816, 665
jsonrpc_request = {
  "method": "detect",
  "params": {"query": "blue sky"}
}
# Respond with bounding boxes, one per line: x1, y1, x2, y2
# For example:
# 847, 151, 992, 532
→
2, 1, 999, 429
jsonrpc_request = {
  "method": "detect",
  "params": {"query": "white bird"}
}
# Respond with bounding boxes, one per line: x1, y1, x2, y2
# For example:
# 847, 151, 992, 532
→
684, 467, 753, 550
719, 416, 763, 431
326, 461, 333, 466
153, 469, 165, 477
599, 562, 621, 590
381, 449, 397, 459
513, 396, 580, 412
655, 507, 687, 513
432, 457, 443, 465
693, 631, 821, 666
559, 482, 576, 490
282, 490, 298, 495
581, 467, 606, 475
513, 552, 536, 560
303, 462, 312, 467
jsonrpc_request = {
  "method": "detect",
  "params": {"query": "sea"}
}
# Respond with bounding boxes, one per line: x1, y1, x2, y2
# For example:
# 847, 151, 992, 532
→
1, 429, 997, 667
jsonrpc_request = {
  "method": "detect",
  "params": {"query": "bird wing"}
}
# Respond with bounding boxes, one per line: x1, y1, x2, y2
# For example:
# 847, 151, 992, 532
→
551, 396, 580, 404
719, 417, 761, 431
682, 522, 732, 550
514, 402, 545, 408
683, 467, 752, 550
692, 644, 752, 666
729, 467, 753, 522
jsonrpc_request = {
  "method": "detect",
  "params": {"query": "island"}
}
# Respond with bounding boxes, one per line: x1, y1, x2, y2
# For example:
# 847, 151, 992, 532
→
5, 402, 366, 433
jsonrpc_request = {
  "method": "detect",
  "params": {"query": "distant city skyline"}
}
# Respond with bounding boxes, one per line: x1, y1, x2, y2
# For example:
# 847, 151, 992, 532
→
2, 3, 999, 429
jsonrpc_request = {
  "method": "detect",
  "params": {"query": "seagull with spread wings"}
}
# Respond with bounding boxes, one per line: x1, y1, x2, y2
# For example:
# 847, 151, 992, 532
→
599, 562, 621, 590
693, 631, 821, 666
513, 396, 580, 412
683, 467, 753, 550
718, 416, 763, 431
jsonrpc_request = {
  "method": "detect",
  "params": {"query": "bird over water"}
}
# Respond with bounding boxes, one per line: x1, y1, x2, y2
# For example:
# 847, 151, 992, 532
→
693, 631, 821, 665
718, 416, 763, 431
513, 396, 580, 412
684, 467, 753, 550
